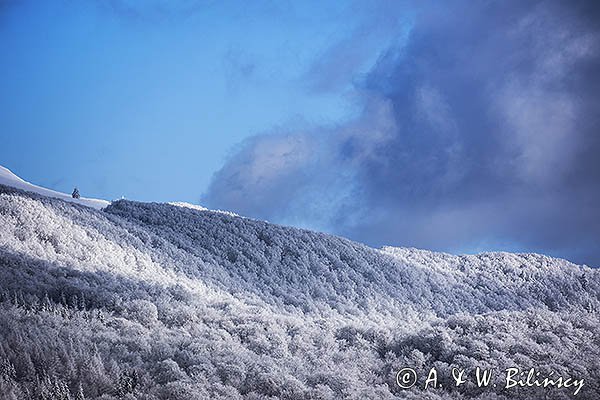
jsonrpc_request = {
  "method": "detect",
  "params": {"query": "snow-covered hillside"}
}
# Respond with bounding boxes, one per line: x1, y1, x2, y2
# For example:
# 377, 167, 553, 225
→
0, 165, 109, 209
0, 172, 599, 399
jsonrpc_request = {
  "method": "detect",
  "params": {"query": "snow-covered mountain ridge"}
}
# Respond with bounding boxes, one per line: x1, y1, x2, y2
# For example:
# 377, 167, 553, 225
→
0, 169, 599, 399
0, 165, 110, 209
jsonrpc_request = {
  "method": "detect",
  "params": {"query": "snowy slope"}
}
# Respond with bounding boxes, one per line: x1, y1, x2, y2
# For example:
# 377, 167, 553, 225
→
105, 200, 598, 318
0, 174, 599, 399
0, 165, 109, 209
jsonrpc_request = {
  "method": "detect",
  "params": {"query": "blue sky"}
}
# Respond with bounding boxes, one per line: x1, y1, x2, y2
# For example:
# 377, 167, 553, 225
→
1, 1, 387, 200
1, 1, 599, 266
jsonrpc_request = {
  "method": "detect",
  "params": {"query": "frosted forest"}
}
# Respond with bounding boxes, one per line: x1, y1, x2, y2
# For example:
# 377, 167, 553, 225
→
2, 0, 600, 398
0, 183, 599, 399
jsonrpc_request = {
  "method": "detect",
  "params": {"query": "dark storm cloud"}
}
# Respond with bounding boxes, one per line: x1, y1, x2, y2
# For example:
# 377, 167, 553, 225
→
204, 0, 600, 266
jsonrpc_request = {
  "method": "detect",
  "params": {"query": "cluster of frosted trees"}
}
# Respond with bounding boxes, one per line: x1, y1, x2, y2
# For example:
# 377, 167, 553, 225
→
0, 184, 599, 399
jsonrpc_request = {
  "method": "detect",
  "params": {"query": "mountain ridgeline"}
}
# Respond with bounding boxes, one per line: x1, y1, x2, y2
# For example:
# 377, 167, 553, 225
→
0, 183, 599, 399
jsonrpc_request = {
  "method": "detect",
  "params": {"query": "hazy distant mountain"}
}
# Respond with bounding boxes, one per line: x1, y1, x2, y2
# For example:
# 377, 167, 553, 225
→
0, 167, 598, 399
